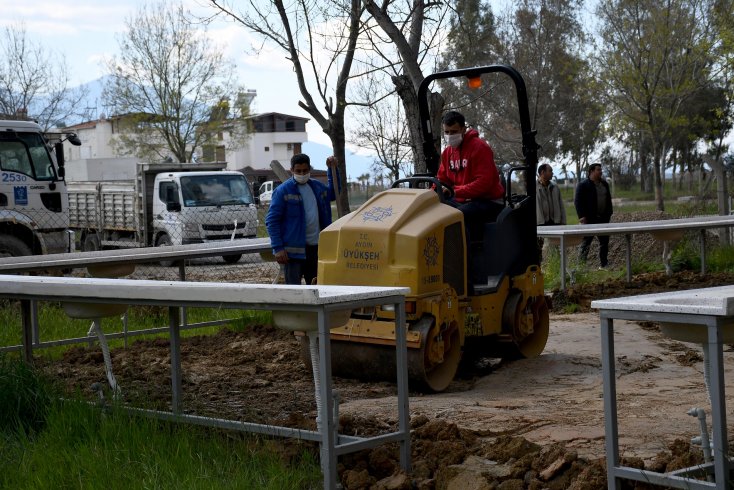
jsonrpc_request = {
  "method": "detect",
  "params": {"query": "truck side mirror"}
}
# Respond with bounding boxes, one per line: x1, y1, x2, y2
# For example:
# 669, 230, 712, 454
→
167, 202, 181, 212
54, 142, 65, 168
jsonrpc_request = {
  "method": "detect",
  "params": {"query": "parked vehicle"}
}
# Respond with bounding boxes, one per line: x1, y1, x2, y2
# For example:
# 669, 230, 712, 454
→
257, 180, 280, 205
0, 119, 80, 257
67, 162, 258, 264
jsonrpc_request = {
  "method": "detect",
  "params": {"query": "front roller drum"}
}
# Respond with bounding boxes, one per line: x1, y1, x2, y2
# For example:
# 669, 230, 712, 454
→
299, 315, 462, 393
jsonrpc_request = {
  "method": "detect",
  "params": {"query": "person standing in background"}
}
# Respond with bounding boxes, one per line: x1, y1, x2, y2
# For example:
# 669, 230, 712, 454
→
536, 163, 566, 262
266, 153, 338, 285
574, 163, 613, 269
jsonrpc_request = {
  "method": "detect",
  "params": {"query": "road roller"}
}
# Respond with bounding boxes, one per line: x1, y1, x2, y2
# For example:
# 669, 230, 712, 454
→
313, 65, 549, 392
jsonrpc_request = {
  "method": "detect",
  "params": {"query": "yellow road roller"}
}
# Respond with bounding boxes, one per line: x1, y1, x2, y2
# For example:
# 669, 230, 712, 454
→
314, 65, 549, 392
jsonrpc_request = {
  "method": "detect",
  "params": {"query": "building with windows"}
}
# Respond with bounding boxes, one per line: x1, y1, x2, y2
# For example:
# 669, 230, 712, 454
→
201, 112, 308, 172
61, 111, 309, 185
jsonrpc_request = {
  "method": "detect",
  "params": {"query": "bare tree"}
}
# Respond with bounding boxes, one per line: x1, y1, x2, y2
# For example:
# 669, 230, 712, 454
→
352, 80, 413, 181
104, 1, 238, 163
206, 0, 362, 216
0, 23, 90, 130
363, 0, 450, 174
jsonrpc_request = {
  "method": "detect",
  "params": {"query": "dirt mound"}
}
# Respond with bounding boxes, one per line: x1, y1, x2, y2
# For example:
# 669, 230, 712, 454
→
552, 270, 734, 313
338, 424, 704, 489
44, 325, 399, 424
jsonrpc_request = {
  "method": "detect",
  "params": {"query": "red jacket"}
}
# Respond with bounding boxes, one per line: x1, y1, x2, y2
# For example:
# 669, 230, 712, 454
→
437, 129, 504, 202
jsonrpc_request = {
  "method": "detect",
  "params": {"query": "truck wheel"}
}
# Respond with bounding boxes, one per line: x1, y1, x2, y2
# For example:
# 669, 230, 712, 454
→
156, 234, 175, 267
0, 235, 32, 258
82, 234, 101, 252
222, 254, 242, 264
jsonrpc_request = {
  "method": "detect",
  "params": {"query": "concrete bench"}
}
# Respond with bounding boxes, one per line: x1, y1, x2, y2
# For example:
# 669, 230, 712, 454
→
0, 275, 410, 489
593, 286, 734, 489
537, 215, 734, 290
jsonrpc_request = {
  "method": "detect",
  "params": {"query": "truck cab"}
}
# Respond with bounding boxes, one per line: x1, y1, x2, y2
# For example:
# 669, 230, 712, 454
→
0, 120, 79, 256
257, 180, 280, 205
155, 171, 258, 249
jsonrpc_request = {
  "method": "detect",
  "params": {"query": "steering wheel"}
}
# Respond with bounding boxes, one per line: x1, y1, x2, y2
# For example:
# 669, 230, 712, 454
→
391, 176, 454, 202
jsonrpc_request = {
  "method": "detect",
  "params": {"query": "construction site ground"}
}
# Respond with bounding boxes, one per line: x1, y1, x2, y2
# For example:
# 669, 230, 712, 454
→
40, 269, 734, 489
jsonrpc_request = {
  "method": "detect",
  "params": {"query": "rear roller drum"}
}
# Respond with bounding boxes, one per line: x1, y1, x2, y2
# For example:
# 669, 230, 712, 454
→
502, 292, 550, 359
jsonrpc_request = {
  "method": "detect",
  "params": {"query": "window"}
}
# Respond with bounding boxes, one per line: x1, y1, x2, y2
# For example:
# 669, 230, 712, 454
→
0, 134, 55, 180
264, 146, 270, 152
285, 121, 295, 132
159, 181, 179, 205
180, 174, 254, 207
215, 145, 225, 161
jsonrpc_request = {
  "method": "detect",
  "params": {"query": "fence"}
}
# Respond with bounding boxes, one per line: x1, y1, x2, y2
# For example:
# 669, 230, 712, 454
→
0, 206, 277, 283
0, 228, 281, 354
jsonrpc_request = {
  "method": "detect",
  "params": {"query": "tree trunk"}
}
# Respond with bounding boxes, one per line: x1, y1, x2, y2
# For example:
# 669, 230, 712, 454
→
393, 74, 443, 175
652, 145, 665, 212
708, 155, 730, 246
326, 127, 351, 217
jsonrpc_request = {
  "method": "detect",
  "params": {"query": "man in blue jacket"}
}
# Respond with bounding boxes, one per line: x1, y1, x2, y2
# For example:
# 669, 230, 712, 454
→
266, 153, 338, 285
574, 163, 613, 269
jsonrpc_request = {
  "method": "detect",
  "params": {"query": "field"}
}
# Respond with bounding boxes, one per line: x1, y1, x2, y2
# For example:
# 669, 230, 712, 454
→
0, 268, 731, 488
3, 198, 734, 488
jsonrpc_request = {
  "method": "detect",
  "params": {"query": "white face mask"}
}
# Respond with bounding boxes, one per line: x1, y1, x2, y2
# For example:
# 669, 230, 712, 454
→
444, 133, 463, 148
294, 173, 310, 185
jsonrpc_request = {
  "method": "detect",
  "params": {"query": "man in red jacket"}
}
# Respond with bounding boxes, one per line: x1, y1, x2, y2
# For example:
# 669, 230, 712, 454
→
437, 111, 505, 243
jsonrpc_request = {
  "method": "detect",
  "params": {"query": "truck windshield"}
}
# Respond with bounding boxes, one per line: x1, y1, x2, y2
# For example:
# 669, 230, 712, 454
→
180, 174, 254, 207
0, 133, 55, 181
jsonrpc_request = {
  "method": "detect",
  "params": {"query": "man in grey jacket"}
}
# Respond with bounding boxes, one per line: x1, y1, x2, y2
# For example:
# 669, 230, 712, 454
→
536, 163, 566, 262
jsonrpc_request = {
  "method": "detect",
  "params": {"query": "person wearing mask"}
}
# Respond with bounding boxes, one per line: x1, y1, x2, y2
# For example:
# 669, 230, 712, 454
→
266, 153, 338, 285
574, 163, 613, 269
437, 110, 505, 243
536, 163, 566, 262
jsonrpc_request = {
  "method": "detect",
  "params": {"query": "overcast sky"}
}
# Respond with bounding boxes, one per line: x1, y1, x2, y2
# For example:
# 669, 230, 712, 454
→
0, 0, 388, 176
0, 1, 303, 120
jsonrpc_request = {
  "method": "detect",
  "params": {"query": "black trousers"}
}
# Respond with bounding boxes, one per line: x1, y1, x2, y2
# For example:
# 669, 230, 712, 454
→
579, 234, 610, 267
284, 244, 319, 285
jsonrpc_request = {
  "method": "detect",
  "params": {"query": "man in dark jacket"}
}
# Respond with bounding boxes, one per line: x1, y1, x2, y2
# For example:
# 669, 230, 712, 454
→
574, 163, 613, 268
266, 153, 338, 285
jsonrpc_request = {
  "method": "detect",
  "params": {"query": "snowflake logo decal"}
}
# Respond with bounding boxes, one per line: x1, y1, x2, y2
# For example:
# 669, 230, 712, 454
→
423, 235, 440, 266
362, 205, 393, 222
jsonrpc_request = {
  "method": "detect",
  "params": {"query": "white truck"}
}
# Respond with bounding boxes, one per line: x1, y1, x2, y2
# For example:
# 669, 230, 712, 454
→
0, 119, 80, 257
67, 162, 258, 264
257, 180, 280, 206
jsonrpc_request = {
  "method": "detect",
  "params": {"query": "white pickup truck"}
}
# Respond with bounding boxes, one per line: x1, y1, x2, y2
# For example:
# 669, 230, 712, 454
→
67, 162, 258, 264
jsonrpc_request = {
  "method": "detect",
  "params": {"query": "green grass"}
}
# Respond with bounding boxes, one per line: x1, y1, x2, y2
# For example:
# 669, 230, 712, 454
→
0, 356, 320, 489
0, 301, 272, 358
0, 298, 320, 489
541, 233, 734, 291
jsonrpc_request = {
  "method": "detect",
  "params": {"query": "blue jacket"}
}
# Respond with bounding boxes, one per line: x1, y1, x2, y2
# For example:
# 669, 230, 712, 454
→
265, 169, 337, 259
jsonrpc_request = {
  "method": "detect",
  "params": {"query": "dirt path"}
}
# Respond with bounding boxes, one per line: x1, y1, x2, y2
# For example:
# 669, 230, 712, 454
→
343, 312, 733, 461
